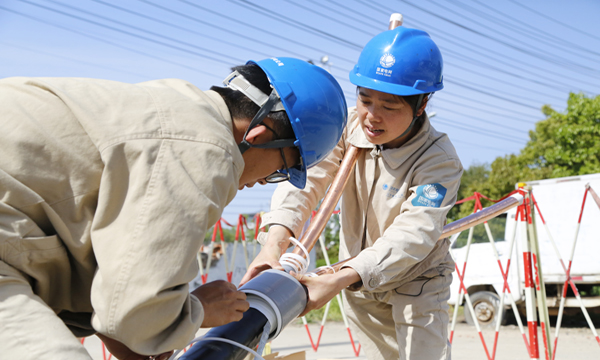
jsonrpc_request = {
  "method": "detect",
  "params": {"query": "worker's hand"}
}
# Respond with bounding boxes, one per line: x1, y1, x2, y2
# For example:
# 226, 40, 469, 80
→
96, 333, 173, 360
239, 244, 283, 286
192, 280, 249, 328
292, 268, 361, 317
239, 225, 294, 286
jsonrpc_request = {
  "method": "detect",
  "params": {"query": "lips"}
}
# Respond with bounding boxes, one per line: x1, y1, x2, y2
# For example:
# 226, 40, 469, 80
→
365, 125, 384, 137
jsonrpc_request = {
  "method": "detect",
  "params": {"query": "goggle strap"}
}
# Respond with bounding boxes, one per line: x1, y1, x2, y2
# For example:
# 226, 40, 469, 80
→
238, 91, 292, 154
223, 71, 285, 111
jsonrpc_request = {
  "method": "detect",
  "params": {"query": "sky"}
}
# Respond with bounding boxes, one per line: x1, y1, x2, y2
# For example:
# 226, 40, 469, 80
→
2, 0, 599, 224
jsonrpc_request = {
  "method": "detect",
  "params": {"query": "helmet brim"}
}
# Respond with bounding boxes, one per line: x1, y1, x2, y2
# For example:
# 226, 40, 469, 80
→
350, 70, 443, 96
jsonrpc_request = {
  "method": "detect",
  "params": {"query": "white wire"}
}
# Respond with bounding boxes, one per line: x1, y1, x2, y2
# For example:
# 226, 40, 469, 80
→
279, 236, 310, 275
168, 335, 266, 360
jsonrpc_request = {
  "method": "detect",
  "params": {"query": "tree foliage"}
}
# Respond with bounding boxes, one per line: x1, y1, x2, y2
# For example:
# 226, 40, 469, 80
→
451, 93, 600, 220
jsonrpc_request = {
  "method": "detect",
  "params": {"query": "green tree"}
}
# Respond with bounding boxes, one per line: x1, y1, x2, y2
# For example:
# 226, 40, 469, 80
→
450, 93, 600, 221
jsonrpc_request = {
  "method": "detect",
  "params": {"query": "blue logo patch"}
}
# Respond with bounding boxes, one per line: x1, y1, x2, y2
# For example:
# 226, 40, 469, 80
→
383, 184, 389, 190
411, 183, 447, 208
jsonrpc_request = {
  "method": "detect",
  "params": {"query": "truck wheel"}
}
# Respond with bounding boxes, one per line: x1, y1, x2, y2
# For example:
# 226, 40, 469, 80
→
464, 291, 506, 327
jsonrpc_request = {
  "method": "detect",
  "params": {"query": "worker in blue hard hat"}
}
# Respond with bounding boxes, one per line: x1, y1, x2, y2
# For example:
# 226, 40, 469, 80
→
0, 57, 347, 360
243, 27, 463, 359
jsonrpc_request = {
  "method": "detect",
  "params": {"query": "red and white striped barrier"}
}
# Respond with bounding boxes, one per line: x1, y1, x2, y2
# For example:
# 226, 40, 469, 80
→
539, 185, 600, 359
449, 191, 529, 360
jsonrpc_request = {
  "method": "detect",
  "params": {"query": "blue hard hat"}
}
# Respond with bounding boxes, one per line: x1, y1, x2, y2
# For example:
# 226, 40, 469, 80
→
350, 26, 443, 95
249, 57, 348, 189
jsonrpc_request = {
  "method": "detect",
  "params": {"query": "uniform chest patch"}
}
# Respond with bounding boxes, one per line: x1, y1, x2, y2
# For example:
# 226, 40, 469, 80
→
411, 183, 447, 208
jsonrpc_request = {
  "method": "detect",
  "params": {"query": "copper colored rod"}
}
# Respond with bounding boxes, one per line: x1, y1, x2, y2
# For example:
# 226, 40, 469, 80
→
292, 145, 362, 256
312, 193, 524, 276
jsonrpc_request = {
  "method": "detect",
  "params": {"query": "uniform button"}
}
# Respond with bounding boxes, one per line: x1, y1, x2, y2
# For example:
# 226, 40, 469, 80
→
369, 279, 378, 288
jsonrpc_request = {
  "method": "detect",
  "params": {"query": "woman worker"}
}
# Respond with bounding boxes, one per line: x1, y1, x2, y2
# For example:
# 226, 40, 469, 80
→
241, 25, 463, 359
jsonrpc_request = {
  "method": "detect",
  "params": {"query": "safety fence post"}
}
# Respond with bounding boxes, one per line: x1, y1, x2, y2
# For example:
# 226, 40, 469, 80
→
218, 218, 235, 282
101, 342, 113, 360
252, 212, 264, 260
300, 211, 361, 356
489, 201, 530, 359
588, 184, 600, 210
525, 190, 552, 360
449, 225, 474, 344
238, 215, 250, 269
520, 190, 539, 360
540, 184, 600, 359
201, 219, 228, 284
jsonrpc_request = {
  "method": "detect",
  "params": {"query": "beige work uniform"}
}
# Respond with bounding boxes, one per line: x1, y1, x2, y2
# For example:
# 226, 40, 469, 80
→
0, 77, 243, 358
260, 108, 463, 359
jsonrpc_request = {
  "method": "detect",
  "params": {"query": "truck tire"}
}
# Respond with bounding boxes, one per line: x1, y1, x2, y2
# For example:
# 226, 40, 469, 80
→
464, 291, 506, 327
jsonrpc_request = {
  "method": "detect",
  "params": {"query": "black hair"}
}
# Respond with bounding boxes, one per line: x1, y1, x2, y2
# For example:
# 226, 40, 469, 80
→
211, 63, 295, 140
356, 86, 431, 130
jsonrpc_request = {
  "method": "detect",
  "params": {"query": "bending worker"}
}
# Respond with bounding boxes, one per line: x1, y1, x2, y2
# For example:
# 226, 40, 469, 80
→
242, 27, 463, 359
0, 57, 347, 359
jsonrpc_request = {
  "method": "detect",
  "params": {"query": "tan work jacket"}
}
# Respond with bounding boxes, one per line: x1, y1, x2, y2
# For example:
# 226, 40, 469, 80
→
261, 108, 463, 292
0, 77, 243, 354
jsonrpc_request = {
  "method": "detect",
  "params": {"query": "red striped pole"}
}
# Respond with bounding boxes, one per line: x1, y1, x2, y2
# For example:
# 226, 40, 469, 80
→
202, 219, 224, 284
490, 205, 530, 359
449, 196, 481, 344
550, 187, 600, 358
520, 191, 539, 360
527, 192, 553, 360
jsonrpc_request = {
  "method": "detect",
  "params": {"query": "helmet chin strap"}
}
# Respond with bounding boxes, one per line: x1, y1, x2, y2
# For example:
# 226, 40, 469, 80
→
392, 93, 424, 142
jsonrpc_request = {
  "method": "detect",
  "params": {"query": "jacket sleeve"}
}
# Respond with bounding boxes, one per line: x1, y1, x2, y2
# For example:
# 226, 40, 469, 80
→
259, 134, 347, 240
90, 138, 239, 355
345, 154, 463, 292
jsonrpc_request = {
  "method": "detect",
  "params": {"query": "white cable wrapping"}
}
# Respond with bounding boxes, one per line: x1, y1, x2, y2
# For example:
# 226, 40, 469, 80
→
279, 237, 310, 275
168, 334, 266, 360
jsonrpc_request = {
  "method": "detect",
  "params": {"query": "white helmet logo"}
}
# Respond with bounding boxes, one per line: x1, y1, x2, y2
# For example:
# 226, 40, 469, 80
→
379, 53, 395, 68
423, 184, 439, 200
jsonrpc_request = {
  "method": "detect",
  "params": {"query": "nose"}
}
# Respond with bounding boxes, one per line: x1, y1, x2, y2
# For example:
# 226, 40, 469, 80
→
257, 179, 268, 185
365, 104, 381, 123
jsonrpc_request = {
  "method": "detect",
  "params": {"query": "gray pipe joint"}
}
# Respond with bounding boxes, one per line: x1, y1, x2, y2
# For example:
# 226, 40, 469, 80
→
239, 269, 308, 340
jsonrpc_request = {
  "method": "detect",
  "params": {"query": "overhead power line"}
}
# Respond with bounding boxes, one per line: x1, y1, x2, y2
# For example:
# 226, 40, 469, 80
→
423, 0, 600, 74
349, 0, 599, 94
231, 0, 364, 50
456, 0, 600, 60
35, 0, 244, 64
0, 5, 222, 80
399, 0, 600, 79
506, 0, 600, 43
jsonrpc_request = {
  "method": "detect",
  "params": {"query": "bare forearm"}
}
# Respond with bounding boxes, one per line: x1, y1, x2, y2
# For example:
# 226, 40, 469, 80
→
264, 225, 294, 256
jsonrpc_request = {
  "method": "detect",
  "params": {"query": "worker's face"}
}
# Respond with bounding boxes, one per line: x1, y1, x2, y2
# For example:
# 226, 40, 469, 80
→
356, 87, 418, 149
238, 145, 300, 190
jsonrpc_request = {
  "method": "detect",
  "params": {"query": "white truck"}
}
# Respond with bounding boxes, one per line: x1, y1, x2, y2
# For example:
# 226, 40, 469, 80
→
448, 173, 600, 326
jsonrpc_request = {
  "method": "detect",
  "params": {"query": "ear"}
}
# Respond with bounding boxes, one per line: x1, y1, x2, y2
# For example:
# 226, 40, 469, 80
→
244, 124, 270, 144
416, 96, 429, 117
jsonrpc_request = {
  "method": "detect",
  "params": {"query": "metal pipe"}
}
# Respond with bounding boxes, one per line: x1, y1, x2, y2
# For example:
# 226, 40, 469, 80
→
291, 145, 361, 257
312, 193, 524, 276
